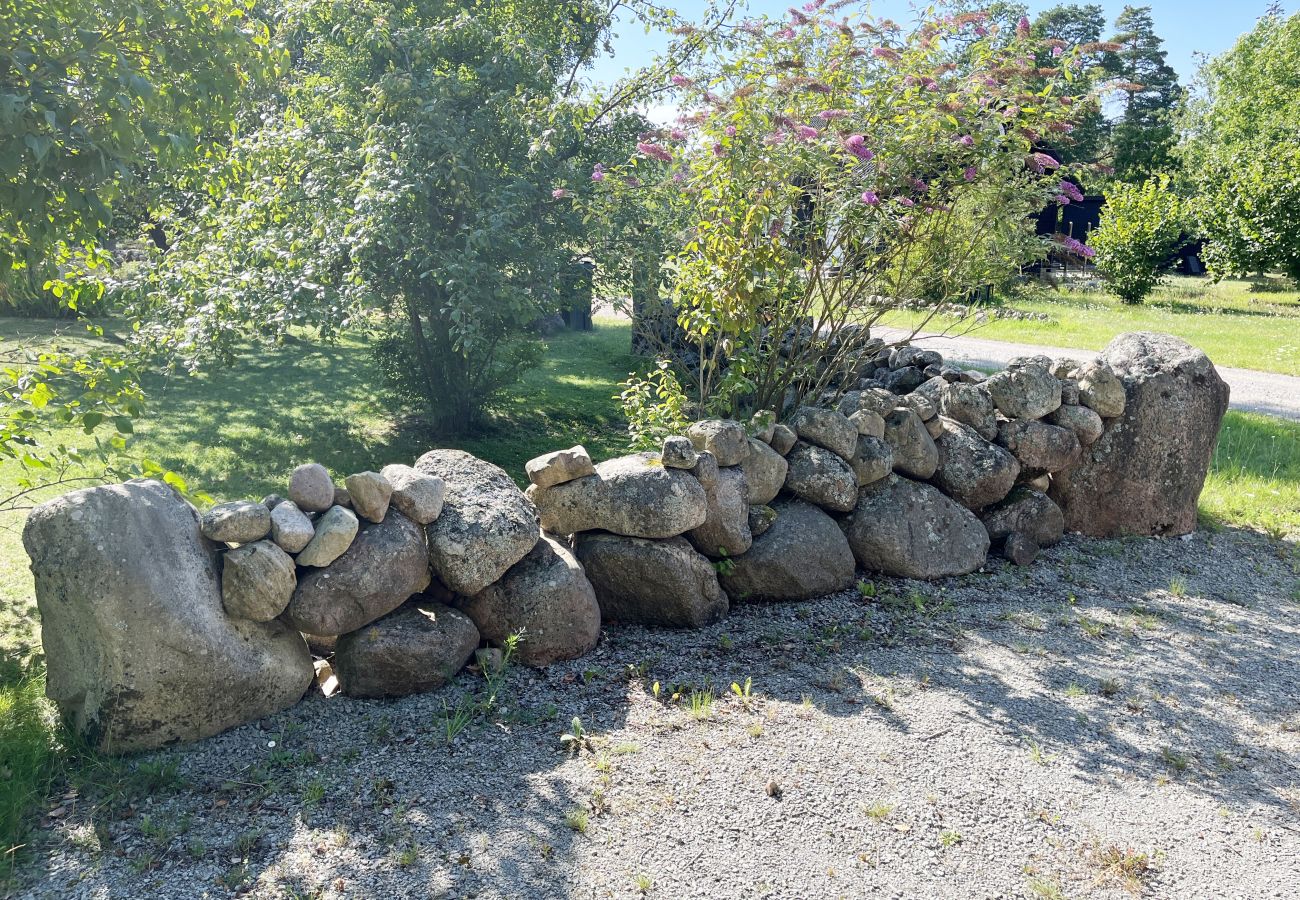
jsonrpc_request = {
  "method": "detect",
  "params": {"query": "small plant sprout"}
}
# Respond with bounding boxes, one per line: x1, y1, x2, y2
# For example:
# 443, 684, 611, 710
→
863, 801, 893, 821
730, 677, 755, 708
560, 716, 593, 755
1168, 575, 1188, 597
857, 579, 878, 598
939, 829, 963, 848
633, 872, 653, 894
564, 807, 589, 834
688, 689, 714, 720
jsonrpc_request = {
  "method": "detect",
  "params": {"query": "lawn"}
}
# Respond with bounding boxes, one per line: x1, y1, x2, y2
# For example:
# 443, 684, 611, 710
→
2, 311, 1298, 879
884, 275, 1300, 376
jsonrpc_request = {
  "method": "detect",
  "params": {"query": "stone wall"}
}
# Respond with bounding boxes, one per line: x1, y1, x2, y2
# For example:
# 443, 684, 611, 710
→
23, 331, 1229, 752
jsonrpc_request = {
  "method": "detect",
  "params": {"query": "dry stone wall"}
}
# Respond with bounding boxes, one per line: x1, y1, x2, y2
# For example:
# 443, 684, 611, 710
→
23, 331, 1229, 752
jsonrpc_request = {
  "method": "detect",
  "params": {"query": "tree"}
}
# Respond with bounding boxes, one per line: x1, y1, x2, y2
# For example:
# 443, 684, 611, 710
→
0, 0, 277, 508
1032, 4, 1109, 175
1106, 6, 1182, 184
604, 6, 1088, 431
1184, 10, 1300, 282
1090, 175, 1183, 303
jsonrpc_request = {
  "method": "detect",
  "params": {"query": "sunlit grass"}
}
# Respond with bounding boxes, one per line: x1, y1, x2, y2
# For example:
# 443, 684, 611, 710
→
1200, 411, 1300, 537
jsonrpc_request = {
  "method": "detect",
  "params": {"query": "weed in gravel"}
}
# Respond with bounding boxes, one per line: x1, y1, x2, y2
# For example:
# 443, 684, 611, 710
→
633, 872, 653, 893
1092, 844, 1152, 893
1026, 874, 1066, 899
611, 742, 640, 755
717, 633, 735, 651
688, 689, 715, 720
747, 722, 764, 738
1064, 682, 1085, 698
564, 808, 589, 834
1078, 616, 1106, 638
1097, 678, 1123, 698
730, 677, 755, 708
1169, 576, 1188, 598
1160, 747, 1191, 774
128, 850, 160, 874
1027, 740, 1058, 766
939, 829, 963, 847
232, 828, 263, 858
863, 801, 893, 821
560, 716, 594, 755
301, 777, 327, 806
588, 787, 611, 817
857, 579, 878, 598
186, 839, 206, 860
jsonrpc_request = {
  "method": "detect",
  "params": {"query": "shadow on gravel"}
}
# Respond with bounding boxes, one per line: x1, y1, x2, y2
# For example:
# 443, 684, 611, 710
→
19, 527, 1298, 897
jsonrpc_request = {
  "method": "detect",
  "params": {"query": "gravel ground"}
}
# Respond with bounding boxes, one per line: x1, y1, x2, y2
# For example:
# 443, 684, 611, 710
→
16, 526, 1300, 900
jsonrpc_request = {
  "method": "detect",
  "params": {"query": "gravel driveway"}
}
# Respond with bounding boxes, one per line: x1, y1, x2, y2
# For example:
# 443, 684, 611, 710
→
18, 528, 1300, 899
874, 326, 1300, 422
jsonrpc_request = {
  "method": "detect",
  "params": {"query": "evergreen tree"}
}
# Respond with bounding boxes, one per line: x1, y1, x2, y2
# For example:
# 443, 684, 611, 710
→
1107, 5, 1182, 183
1032, 4, 1109, 176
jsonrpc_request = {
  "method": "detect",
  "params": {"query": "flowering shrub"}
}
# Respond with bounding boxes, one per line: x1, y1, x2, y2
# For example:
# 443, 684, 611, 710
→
588, 3, 1092, 425
1090, 175, 1184, 304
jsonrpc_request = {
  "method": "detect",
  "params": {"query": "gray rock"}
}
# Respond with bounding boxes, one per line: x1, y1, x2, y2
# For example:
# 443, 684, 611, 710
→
1045, 403, 1104, 445
269, 500, 314, 554
200, 500, 271, 545
996, 419, 1081, 473
790, 406, 858, 461
747, 504, 778, 537
289, 462, 335, 513
333, 602, 479, 699
900, 393, 936, 422
1052, 357, 1084, 380
938, 382, 998, 441
932, 418, 1020, 510
687, 463, 752, 558
749, 411, 777, 444
1050, 332, 1230, 537
720, 499, 855, 601
332, 485, 352, 509
380, 464, 446, 525
344, 471, 393, 523
23, 480, 311, 753
574, 533, 727, 628
924, 416, 945, 440
221, 540, 296, 622
768, 423, 798, 456
985, 363, 1061, 420
912, 375, 950, 406
743, 438, 788, 506
690, 449, 719, 488
460, 536, 600, 666
1075, 359, 1127, 418
284, 511, 431, 636
529, 452, 708, 539
981, 487, 1064, 548
1059, 379, 1081, 406
843, 474, 990, 580
660, 436, 698, 469
783, 442, 858, 513
849, 435, 893, 487
891, 346, 943, 370
296, 505, 360, 568
525, 445, 596, 488
848, 409, 885, 439
881, 366, 925, 394
416, 449, 540, 595
883, 407, 939, 480
1002, 532, 1040, 565
686, 419, 749, 466
262, 494, 286, 510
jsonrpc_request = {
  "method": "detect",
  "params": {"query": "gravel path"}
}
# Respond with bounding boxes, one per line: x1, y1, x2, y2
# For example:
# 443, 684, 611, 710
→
874, 326, 1300, 422
18, 528, 1300, 900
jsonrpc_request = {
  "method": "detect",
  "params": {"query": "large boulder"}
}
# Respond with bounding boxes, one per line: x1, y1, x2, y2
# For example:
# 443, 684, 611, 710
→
23, 480, 312, 753
332, 601, 479, 699
782, 442, 857, 513
686, 457, 752, 558
790, 406, 858, 461
981, 487, 1065, 548
282, 511, 431, 636
459, 536, 600, 666
743, 438, 788, 506
938, 382, 998, 441
985, 362, 1061, 420
686, 419, 748, 466
996, 419, 1081, 474
932, 418, 1020, 510
221, 540, 296, 622
528, 452, 708, 539
883, 407, 939, 480
719, 499, 856, 602
416, 449, 540, 595
843, 474, 990, 580
574, 533, 728, 628
1050, 332, 1230, 536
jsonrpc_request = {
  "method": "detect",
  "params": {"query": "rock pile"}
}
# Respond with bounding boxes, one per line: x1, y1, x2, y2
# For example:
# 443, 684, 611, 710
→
23, 331, 1227, 753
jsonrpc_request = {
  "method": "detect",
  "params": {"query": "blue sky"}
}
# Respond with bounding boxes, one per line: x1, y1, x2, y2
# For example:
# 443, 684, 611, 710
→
587, 0, 1298, 90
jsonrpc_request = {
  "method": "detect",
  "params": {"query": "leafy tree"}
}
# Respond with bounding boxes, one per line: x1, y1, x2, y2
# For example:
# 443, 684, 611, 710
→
137, 0, 691, 435
0, 0, 277, 507
1031, 4, 1109, 174
1184, 10, 1300, 282
602, 6, 1088, 425
1106, 6, 1182, 184
1090, 175, 1182, 303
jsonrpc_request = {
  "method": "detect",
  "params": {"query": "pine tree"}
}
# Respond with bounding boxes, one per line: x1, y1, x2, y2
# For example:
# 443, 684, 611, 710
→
1106, 5, 1183, 183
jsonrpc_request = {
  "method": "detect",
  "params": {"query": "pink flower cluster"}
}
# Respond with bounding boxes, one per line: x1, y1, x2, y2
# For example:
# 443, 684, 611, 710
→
637, 142, 673, 163
843, 134, 874, 161
1056, 235, 1094, 258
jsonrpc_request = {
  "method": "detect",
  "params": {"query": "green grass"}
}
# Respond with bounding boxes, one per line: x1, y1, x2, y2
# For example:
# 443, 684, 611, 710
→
1200, 411, 1300, 537
0, 675, 58, 876
886, 275, 1300, 376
